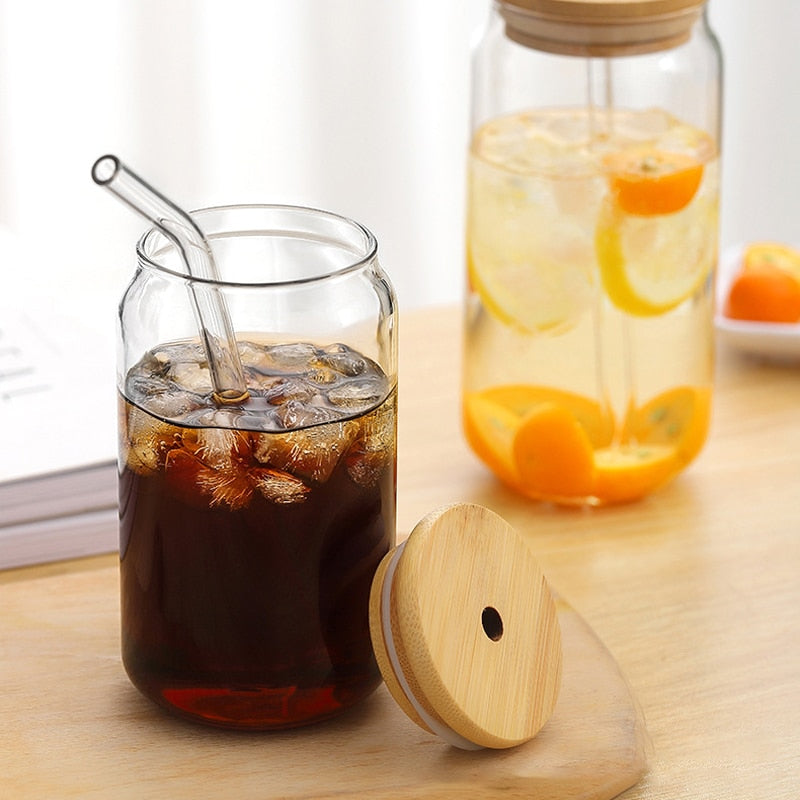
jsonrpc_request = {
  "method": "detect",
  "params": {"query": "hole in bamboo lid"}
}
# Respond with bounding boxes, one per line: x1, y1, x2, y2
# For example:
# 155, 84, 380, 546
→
482, 606, 504, 642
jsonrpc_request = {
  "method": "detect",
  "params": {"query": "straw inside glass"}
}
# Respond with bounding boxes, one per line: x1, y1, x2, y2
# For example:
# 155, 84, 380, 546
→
92, 155, 249, 405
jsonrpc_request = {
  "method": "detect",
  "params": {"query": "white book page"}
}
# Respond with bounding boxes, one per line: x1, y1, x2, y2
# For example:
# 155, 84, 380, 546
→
0, 226, 119, 486
0, 305, 117, 483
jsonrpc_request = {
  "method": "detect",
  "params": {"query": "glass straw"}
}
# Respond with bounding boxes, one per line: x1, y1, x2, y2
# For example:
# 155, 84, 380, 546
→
92, 155, 249, 405
585, 60, 634, 445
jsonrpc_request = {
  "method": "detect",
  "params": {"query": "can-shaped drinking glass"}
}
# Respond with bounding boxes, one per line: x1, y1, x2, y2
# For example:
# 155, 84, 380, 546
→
117, 205, 397, 729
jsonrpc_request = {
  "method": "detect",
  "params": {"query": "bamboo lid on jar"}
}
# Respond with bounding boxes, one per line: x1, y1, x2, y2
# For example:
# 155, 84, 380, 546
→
499, 0, 707, 56
368, 503, 562, 750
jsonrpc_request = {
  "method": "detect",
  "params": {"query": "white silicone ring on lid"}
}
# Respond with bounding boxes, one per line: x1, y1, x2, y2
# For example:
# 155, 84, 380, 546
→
379, 540, 483, 751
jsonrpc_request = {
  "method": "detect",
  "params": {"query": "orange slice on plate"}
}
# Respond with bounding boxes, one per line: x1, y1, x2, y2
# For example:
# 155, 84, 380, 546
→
725, 263, 800, 323
741, 242, 800, 283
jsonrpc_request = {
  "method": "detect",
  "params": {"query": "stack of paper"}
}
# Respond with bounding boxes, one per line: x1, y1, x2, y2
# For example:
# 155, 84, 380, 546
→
0, 307, 118, 569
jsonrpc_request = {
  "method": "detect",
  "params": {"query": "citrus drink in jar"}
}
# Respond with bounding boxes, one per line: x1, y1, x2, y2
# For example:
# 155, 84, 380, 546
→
463, 106, 718, 505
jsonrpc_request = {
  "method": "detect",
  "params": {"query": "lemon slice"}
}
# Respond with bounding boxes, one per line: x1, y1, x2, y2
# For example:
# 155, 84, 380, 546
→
468, 245, 593, 335
595, 194, 718, 316
466, 114, 596, 335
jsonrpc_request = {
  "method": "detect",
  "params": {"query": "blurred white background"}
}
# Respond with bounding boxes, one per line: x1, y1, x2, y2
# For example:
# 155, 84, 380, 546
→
0, 0, 798, 328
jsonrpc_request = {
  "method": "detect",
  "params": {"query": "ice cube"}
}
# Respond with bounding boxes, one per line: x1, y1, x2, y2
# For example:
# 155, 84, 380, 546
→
274, 399, 341, 430
264, 376, 317, 406
164, 447, 254, 510
255, 420, 359, 483
133, 342, 205, 380
261, 342, 319, 372
152, 341, 206, 366
307, 367, 338, 385
126, 371, 201, 415
345, 393, 396, 487
189, 427, 252, 465
122, 405, 178, 475
253, 468, 311, 504
197, 465, 255, 510
145, 389, 203, 422
184, 406, 248, 430
169, 361, 213, 394
316, 344, 367, 377
250, 432, 272, 463
236, 340, 271, 371
346, 445, 389, 488
326, 375, 387, 411
552, 175, 604, 218
127, 374, 169, 399
245, 371, 281, 393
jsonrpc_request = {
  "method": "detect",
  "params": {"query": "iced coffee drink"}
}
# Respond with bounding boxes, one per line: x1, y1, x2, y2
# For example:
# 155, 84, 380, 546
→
119, 339, 396, 729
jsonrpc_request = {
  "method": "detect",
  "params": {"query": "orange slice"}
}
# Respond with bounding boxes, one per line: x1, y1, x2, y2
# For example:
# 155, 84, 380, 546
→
742, 242, 800, 282
513, 404, 595, 500
465, 385, 613, 500
465, 384, 709, 504
593, 385, 711, 502
476, 384, 614, 448
626, 386, 711, 465
724, 264, 800, 323
603, 149, 704, 217
593, 445, 678, 504
462, 393, 520, 486
597, 147, 716, 317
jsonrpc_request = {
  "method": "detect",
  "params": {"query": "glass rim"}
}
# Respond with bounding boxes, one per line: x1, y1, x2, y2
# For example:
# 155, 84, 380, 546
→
135, 203, 379, 288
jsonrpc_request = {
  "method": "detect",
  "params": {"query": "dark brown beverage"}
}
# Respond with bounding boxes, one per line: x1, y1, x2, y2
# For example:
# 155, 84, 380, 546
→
118, 340, 396, 729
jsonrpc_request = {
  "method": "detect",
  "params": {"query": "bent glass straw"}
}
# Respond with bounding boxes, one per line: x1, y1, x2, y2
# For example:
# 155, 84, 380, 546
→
92, 155, 249, 405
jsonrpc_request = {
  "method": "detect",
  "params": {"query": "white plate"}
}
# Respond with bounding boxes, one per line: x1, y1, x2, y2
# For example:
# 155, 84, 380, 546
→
715, 243, 800, 361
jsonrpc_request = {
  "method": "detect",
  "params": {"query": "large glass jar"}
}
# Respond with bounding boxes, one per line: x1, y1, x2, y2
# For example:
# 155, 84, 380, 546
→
463, 0, 722, 505
117, 205, 397, 729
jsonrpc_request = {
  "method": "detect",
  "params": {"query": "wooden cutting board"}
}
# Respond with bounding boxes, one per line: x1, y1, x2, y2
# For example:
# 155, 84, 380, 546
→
1, 559, 647, 799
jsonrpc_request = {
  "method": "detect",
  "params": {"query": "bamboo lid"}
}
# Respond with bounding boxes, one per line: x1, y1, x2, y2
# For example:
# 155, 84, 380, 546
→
499, 0, 706, 56
369, 503, 563, 749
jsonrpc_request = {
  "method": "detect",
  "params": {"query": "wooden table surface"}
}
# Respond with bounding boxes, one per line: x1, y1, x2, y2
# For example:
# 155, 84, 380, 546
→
2, 305, 799, 798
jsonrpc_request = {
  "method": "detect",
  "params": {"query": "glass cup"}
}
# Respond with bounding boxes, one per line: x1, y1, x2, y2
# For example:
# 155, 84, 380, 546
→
117, 205, 397, 729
